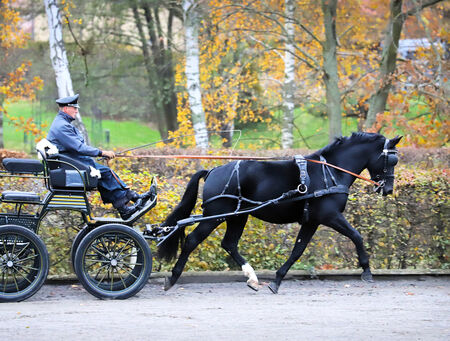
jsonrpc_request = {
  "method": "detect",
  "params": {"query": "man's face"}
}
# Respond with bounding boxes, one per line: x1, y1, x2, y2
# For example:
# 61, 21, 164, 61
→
62, 105, 79, 118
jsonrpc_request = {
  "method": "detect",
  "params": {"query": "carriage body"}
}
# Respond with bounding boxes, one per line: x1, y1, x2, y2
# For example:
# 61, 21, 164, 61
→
0, 152, 157, 302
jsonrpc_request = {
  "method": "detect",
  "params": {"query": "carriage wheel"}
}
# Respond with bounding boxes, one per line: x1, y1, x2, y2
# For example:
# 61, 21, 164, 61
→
70, 226, 92, 273
74, 224, 152, 299
0, 225, 49, 302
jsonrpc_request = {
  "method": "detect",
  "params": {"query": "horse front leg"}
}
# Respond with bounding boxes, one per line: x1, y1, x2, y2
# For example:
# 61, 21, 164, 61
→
165, 220, 220, 291
324, 212, 373, 282
269, 221, 318, 294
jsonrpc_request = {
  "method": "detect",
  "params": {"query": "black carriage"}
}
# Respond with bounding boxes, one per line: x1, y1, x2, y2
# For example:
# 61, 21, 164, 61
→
0, 149, 161, 302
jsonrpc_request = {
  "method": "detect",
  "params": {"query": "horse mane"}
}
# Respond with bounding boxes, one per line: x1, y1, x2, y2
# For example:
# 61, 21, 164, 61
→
309, 132, 384, 158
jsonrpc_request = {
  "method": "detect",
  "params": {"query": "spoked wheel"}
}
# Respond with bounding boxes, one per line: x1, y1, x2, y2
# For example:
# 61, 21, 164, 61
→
0, 225, 49, 302
74, 224, 152, 299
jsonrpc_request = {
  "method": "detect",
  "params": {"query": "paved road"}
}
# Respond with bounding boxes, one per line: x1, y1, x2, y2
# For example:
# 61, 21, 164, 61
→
0, 277, 448, 340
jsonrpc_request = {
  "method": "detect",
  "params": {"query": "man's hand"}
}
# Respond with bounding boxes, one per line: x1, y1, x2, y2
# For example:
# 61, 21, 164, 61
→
101, 150, 115, 159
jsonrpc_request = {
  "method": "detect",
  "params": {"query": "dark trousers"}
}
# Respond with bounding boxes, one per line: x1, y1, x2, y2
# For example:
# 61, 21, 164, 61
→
94, 162, 129, 207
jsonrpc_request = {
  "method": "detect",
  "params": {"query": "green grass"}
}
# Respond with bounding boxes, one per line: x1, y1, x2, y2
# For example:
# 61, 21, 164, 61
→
3, 101, 360, 152
3, 101, 161, 152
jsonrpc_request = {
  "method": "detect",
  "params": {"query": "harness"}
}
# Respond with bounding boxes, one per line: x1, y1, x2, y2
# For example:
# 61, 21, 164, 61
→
202, 155, 349, 222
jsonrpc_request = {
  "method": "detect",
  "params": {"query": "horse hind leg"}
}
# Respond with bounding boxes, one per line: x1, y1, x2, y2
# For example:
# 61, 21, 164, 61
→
165, 220, 221, 291
221, 215, 260, 291
269, 221, 318, 294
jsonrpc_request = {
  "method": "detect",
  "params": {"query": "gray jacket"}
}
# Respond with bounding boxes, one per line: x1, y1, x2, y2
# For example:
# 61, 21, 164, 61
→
47, 111, 100, 167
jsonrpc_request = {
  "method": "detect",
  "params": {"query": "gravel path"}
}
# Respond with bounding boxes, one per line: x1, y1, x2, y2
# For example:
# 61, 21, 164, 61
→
0, 277, 448, 340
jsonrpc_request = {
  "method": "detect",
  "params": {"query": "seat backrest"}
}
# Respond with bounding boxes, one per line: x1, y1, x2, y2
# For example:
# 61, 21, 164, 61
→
46, 154, 98, 191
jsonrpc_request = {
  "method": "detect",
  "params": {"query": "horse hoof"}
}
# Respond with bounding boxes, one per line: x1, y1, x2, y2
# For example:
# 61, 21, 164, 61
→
247, 280, 259, 291
164, 277, 173, 291
361, 272, 374, 283
268, 282, 278, 294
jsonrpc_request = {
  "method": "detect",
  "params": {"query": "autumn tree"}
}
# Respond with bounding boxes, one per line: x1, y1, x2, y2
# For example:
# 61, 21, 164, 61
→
365, 0, 447, 147
128, 0, 180, 140
169, 0, 272, 148
0, 0, 43, 148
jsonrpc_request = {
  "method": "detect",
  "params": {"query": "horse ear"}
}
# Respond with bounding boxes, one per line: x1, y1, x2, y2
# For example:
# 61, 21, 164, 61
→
388, 136, 403, 147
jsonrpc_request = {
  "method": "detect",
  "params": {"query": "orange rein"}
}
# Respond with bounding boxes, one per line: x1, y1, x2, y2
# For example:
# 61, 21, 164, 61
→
116, 154, 380, 187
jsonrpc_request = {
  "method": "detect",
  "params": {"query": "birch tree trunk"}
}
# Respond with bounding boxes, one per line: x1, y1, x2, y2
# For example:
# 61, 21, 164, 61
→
44, 0, 89, 143
281, 0, 295, 149
321, 0, 341, 142
183, 0, 208, 149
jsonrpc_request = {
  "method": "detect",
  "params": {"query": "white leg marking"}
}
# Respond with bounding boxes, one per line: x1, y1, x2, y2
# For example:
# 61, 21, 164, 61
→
242, 263, 259, 289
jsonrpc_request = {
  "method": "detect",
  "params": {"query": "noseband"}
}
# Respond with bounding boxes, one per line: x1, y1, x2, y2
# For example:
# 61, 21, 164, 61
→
372, 139, 399, 193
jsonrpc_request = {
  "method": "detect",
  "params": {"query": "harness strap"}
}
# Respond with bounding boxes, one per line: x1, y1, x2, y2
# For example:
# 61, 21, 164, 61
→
294, 155, 309, 194
202, 185, 349, 209
320, 155, 329, 189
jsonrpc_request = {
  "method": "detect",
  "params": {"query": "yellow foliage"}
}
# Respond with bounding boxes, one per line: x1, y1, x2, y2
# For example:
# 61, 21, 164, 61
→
0, 0, 44, 141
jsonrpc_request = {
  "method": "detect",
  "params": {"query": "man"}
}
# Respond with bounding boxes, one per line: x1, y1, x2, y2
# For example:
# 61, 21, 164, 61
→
47, 94, 153, 220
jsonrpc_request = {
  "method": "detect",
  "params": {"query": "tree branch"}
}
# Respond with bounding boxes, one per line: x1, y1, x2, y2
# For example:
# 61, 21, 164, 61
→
64, 15, 89, 87
402, 0, 444, 18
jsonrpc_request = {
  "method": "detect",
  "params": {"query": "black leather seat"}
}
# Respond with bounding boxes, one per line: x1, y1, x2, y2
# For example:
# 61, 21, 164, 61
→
1, 191, 41, 203
2, 158, 44, 174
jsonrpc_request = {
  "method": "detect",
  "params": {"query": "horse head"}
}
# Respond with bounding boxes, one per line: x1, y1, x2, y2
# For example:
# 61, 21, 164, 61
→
367, 135, 402, 196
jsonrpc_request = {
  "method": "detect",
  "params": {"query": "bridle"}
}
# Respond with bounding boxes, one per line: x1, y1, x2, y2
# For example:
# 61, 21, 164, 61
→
371, 138, 399, 193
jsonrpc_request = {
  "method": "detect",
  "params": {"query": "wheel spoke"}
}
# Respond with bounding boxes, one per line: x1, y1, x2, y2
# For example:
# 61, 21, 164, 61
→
12, 272, 19, 292
96, 265, 111, 285
88, 261, 109, 272
117, 265, 138, 279
110, 267, 114, 291
120, 261, 142, 267
3, 272, 7, 292
116, 238, 132, 258
90, 244, 109, 259
117, 267, 127, 289
11, 235, 18, 255
116, 250, 139, 261
100, 237, 112, 255
18, 264, 39, 272
1, 235, 8, 254
15, 242, 31, 258
13, 266, 33, 284
90, 264, 109, 280
16, 254, 38, 263
85, 259, 110, 264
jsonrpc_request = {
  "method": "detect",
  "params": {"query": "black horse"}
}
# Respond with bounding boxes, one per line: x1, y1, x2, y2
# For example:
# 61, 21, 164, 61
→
159, 132, 402, 293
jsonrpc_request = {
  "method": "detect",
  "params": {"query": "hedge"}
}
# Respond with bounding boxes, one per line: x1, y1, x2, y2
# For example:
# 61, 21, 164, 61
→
0, 148, 448, 276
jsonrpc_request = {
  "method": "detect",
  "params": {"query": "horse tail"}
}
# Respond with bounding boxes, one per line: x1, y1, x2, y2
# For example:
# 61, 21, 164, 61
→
157, 169, 209, 262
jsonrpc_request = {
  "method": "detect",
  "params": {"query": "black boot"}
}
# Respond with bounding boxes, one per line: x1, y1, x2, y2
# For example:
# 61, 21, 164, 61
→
117, 201, 141, 220
127, 185, 156, 204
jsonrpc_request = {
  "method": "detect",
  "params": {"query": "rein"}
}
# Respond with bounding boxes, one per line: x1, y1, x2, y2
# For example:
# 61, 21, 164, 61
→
116, 154, 381, 187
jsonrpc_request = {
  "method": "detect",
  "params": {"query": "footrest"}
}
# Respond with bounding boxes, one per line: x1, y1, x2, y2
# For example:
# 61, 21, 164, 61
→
1, 191, 41, 203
